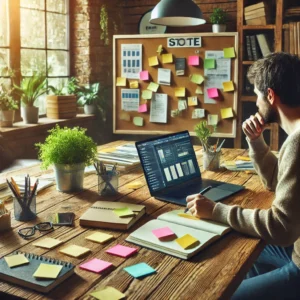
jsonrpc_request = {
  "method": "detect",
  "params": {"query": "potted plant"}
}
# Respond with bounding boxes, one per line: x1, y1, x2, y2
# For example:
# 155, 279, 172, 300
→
36, 125, 97, 192
47, 77, 81, 119
194, 120, 220, 171
13, 71, 48, 124
0, 80, 18, 127
210, 8, 227, 33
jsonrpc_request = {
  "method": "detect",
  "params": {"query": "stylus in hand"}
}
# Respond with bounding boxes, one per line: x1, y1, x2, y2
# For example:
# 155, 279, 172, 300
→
184, 186, 213, 213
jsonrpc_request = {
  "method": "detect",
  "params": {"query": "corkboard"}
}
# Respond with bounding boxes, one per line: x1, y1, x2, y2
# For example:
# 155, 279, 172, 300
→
113, 33, 238, 138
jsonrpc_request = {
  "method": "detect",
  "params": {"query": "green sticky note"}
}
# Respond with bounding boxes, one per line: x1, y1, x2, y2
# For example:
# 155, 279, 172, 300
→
113, 207, 135, 217
204, 58, 216, 69
133, 117, 144, 127
190, 74, 204, 85
223, 47, 235, 58
142, 90, 153, 100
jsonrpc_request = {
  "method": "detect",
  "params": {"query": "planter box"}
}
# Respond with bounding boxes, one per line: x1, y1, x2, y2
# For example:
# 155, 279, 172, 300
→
46, 95, 77, 119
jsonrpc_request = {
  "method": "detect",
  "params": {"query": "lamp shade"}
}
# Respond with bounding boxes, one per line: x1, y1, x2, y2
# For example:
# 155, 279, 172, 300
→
150, 0, 206, 27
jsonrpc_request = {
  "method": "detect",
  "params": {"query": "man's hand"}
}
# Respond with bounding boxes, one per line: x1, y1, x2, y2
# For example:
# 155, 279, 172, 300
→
186, 193, 216, 220
242, 113, 265, 141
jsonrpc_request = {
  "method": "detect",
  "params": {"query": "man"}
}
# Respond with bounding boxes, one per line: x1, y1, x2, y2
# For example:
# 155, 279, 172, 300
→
186, 52, 300, 299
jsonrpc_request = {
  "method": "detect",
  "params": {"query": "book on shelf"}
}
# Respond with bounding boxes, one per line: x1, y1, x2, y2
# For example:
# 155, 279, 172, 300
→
244, 1, 266, 13
79, 201, 146, 230
256, 34, 272, 57
0, 251, 75, 293
126, 209, 231, 260
245, 16, 267, 26
250, 35, 262, 61
245, 35, 254, 61
244, 7, 266, 19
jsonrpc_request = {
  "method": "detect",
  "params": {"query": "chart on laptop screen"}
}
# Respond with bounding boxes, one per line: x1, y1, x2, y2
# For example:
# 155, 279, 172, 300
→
136, 131, 201, 193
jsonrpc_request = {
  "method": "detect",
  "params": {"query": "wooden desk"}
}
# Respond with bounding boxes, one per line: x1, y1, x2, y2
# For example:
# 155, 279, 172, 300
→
0, 141, 273, 300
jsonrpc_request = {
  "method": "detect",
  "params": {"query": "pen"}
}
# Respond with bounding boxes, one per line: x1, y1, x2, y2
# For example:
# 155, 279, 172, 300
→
184, 185, 213, 213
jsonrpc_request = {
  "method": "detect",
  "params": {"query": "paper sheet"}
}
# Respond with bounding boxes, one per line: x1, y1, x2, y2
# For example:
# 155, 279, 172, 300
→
121, 89, 139, 111
150, 93, 168, 123
121, 44, 142, 79
178, 99, 187, 111
192, 108, 205, 119
157, 68, 171, 85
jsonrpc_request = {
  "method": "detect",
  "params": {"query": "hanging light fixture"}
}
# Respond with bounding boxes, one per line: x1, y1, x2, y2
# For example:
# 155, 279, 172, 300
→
150, 0, 206, 27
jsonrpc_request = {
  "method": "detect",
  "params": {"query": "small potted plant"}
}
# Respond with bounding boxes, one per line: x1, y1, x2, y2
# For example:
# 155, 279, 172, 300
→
13, 71, 48, 124
36, 125, 97, 192
47, 77, 81, 119
210, 8, 227, 33
194, 121, 220, 171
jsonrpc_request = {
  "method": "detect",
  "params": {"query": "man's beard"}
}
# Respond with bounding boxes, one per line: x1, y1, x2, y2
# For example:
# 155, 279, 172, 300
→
259, 100, 278, 124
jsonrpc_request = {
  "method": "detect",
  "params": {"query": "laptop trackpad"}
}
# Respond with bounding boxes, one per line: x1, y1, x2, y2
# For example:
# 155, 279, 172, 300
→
204, 188, 233, 202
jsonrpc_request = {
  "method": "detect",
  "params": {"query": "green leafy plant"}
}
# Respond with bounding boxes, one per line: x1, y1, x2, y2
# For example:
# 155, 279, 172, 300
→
194, 121, 217, 151
13, 71, 48, 106
0, 79, 18, 111
49, 77, 82, 96
36, 125, 97, 169
209, 8, 227, 24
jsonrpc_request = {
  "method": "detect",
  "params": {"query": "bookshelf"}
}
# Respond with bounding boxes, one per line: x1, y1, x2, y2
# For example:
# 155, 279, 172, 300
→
235, 0, 283, 151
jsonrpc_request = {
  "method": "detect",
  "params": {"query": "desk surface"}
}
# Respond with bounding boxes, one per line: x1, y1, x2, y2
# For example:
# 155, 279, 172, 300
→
0, 140, 272, 300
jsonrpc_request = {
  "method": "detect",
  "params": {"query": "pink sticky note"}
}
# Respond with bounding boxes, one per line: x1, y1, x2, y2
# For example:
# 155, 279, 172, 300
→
188, 56, 199, 66
138, 103, 147, 113
79, 258, 113, 273
207, 88, 219, 98
140, 70, 149, 81
106, 244, 138, 258
152, 226, 176, 240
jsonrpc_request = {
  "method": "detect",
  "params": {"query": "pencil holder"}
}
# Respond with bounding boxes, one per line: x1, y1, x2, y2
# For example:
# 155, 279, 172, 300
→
98, 171, 119, 196
13, 193, 37, 221
203, 150, 221, 171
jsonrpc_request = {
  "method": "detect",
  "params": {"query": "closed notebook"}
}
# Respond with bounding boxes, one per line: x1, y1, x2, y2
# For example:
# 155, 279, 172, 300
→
0, 251, 75, 293
126, 210, 231, 260
79, 201, 146, 230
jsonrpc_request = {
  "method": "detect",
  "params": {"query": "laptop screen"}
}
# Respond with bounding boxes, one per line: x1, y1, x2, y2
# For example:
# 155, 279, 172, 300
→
136, 131, 201, 195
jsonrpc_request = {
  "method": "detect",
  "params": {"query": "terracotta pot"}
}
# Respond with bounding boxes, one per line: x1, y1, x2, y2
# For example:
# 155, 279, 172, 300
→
0, 110, 15, 127
21, 106, 39, 124
46, 95, 77, 119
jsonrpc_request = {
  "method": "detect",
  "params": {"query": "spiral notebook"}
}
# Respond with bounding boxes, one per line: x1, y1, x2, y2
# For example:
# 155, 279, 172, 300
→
0, 251, 75, 293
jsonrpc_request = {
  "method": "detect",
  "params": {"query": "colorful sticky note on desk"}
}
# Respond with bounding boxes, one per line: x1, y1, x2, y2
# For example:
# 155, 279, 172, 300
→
174, 87, 185, 97
59, 244, 91, 258
138, 103, 147, 113
147, 82, 159, 92
106, 244, 138, 258
116, 77, 126, 86
125, 181, 144, 189
133, 116, 144, 127
80, 258, 113, 274
140, 70, 149, 81
176, 234, 199, 249
4, 254, 29, 268
188, 55, 199, 66
222, 81, 235, 92
33, 263, 63, 279
142, 90, 153, 100
129, 81, 139, 89
190, 74, 204, 84
221, 107, 234, 119
90, 286, 125, 300
207, 114, 219, 126
223, 47, 236, 58
188, 96, 198, 106
33, 237, 63, 249
152, 226, 176, 240
113, 207, 135, 217
204, 58, 216, 69
207, 88, 219, 99
148, 56, 159, 67
178, 213, 200, 220
162, 53, 173, 63
123, 262, 156, 278
195, 86, 203, 94
85, 232, 114, 244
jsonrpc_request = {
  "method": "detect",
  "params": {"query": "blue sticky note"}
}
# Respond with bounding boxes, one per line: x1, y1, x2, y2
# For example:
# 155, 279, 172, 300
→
123, 262, 156, 278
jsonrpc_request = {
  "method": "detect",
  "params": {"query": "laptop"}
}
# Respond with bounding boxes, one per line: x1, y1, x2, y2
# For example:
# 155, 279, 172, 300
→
135, 131, 244, 206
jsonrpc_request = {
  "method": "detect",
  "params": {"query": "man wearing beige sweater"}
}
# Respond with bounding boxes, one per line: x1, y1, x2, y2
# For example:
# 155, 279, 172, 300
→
186, 52, 300, 299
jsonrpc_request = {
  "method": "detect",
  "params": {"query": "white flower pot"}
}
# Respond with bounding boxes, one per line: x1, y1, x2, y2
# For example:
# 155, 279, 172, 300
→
0, 110, 15, 127
21, 106, 39, 124
84, 104, 97, 115
212, 24, 226, 33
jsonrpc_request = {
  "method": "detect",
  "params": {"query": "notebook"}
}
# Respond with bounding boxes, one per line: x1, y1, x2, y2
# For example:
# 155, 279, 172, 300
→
135, 131, 244, 205
0, 251, 75, 293
126, 209, 231, 259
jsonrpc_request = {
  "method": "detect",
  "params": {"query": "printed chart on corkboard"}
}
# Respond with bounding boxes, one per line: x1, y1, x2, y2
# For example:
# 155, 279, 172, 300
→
113, 33, 238, 138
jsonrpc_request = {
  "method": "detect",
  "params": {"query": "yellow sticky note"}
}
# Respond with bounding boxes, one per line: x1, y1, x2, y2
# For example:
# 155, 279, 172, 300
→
120, 112, 130, 121
162, 53, 173, 64
100, 147, 116, 153
190, 74, 204, 85
129, 81, 139, 89
147, 82, 159, 92
188, 96, 198, 106
207, 114, 218, 126
195, 86, 203, 94
148, 56, 159, 67
133, 116, 144, 126
59, 245, 91, 258
236, 156, 251, 161
177, 213, 200, 220
221, 107, 234, 119
4, 254, 29, 268
142, 90, 153, 100
157, 44, 163, 55
223, 47, 236, 58
176, 234, 199, 249
86, 232, 114, 244
174, 87, 185, 97
90, 286, 125, 300
33, 237, 63, 249
116, 77, 126, 86
33, 263, 63, 279
114, 207, 135, 217
126, 181, 143, 189
224, 161, 236, 167
222, 81, 235, 92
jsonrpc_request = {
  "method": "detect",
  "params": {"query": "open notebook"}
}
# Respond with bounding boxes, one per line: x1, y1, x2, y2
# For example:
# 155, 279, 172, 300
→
126, 209, 231, 260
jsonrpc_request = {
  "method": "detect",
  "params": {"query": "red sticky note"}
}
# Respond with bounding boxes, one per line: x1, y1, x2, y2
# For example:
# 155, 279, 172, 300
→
138, 103, 147, 113
79, 258, 113, 273
207, 88, 219, 98
152, 226, 176, 240
140, 70, 149, 81
106, 244, 138, 258
188, 56, 199, 66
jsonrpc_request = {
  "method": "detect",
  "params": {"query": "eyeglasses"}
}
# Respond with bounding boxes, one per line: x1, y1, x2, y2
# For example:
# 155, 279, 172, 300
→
18, 222, 53, 239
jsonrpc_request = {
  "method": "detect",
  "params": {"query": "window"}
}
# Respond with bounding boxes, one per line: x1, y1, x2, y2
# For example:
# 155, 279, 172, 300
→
0, 0, 70, 114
